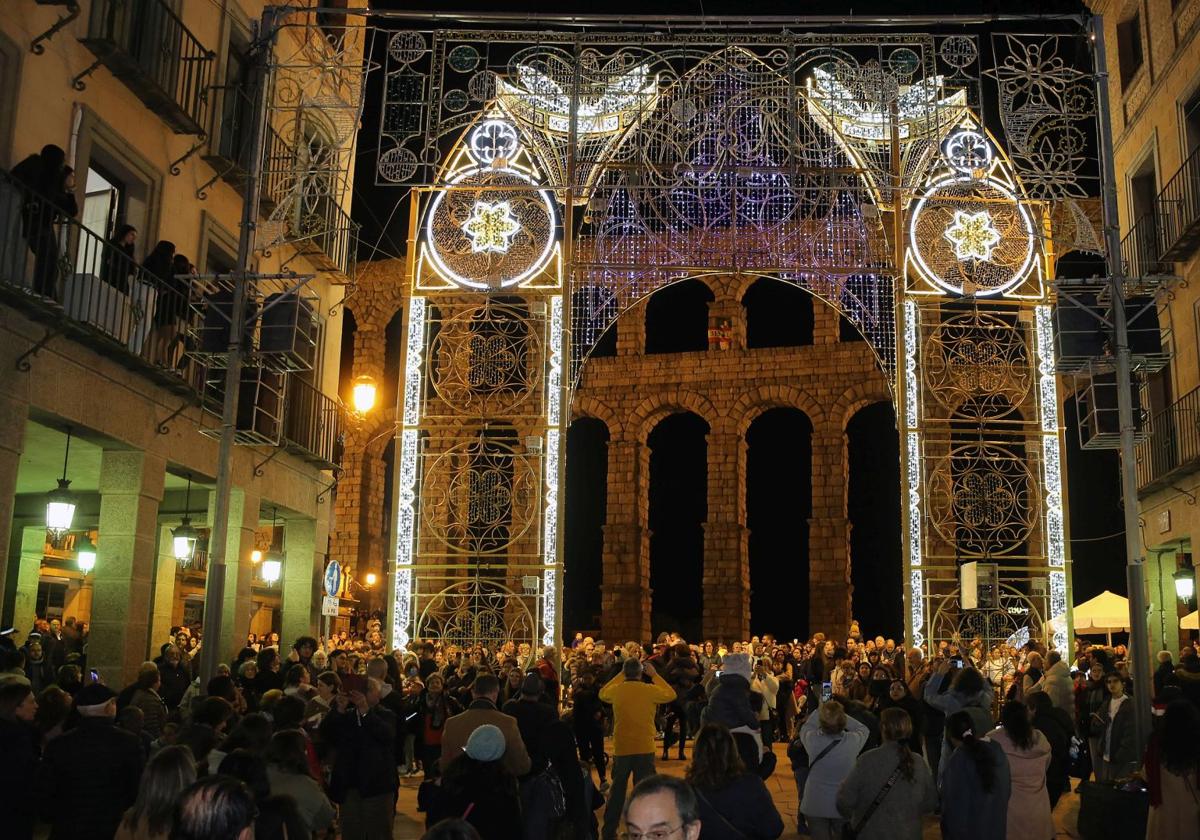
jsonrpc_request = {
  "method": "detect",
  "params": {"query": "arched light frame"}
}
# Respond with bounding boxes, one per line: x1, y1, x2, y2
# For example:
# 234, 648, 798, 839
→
907, 173, 1037, 298
423, 164, 559, 290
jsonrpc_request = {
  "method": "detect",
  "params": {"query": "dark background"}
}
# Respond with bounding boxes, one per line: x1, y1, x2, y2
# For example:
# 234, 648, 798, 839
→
351, 0, 1127, 640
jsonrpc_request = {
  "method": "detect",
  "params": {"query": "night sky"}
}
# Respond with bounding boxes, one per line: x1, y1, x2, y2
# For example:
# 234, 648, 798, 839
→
352, 0, 1129, 638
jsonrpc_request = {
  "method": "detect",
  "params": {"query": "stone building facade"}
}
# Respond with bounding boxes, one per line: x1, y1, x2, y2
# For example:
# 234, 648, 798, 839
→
334, 261, 891, 644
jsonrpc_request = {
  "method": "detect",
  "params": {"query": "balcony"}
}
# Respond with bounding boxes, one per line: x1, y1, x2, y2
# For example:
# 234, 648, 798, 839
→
201, 113, 288, 217
282, 375, 344, 470
0, 167, 199, 394
295, 195, 358, 277
1136, 386, 1200, 493
1121, 210, 1176, 281
79, 0, 214, 136
1158, 144, 1200, 262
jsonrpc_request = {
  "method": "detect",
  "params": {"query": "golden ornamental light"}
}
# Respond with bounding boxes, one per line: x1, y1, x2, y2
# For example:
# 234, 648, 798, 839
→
351, 375, 378, 414
944, 210, 1002, 262
462, 201, 521, 254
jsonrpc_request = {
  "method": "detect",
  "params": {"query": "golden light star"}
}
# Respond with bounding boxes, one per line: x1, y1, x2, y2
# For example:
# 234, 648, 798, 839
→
944, 210, 1002, 261
462, 201, 521, 254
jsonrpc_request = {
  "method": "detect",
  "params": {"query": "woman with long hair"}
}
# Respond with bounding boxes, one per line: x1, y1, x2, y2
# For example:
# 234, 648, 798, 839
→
835, 708, 935, 840
684, 723, 784, 839
985, 701, 1052, 839
218, 748, 307, 840
0, 683, 39, 840
1144, 699, 1200, 840
114, 745, 196, 840
264, 729, 334, 837
940, 710, 1011, 840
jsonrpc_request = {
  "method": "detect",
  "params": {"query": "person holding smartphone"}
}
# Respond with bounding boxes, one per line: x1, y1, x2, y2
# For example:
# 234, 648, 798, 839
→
799, 693, 870, 840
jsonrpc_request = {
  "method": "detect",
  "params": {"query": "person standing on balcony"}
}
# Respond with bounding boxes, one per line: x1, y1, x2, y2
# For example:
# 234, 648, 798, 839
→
11, 144, 77, 300
101, 224, 137, 294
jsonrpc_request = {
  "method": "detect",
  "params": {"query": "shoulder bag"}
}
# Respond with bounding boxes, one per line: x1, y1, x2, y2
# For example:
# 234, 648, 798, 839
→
842, 764, 903, 840
807, 736, 843, 772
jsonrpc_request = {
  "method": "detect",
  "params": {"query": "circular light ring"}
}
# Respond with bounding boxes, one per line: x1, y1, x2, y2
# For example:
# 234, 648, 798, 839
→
467, 119, 521, 165
908, 174, 1036, 298
943, 129, 993, 175
424, 166, 558, 290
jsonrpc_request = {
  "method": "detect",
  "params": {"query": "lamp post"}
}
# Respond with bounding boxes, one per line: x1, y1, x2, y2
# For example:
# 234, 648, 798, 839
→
76, 532, 96, 574
172, 473, 199, 567
1175, 566, 1196, 603
351, 375, 378, 416
46, 426, 77, 541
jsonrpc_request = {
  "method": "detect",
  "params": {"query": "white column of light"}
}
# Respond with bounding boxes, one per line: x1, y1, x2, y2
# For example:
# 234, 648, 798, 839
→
1035, 304, 1069, 652
392, 297, 426, 650
903, 299, 926, 649
541, 295, 564, 646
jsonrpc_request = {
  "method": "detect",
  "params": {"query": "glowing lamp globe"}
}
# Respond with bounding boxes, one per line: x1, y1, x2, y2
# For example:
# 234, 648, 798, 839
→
1175, 567, 1195, 601
76, 534, 96, 574
251, 549, 263, 564
171, 517, 199, 566
365, 572, 378, 587
352, 375, 378, 414
261, 552, 283, 585
46, 479, 77, 539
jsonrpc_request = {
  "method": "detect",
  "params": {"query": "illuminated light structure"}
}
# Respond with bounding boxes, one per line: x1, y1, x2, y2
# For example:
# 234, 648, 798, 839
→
392, 297, 426, 650
496, 64, 658, 136
902, 299, 925, 649
1035, 304, 1069, 653
462, 201, 522, 253
943, 210, 1002, 261
806, 65, 966, 142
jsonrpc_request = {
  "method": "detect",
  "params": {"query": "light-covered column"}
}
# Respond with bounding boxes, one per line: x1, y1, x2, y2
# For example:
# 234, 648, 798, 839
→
207, 488, 260, 662
600, 438, 651, 642
809, 429, 851, 639
149, 524, 179, 654
12, 525, 46, 644
281, 516, 318, 645
703, 431, 749, 640
0, 397, 26, 615
91, 450, 165, 685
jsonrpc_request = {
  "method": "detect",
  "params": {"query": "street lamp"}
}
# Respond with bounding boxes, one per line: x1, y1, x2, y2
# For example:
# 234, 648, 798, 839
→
365, 572, 377, 587
260, 508, 283, 586
351, 375, 378, 415
76, 532, 96, 574
172, 473, 199, 567
1175, 566, 1195, 602
46, 426, 77, 541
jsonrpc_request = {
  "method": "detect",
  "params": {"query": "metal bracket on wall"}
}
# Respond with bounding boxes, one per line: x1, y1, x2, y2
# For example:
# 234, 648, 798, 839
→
170, 139, 208, 176
70, 57, 103, 91
30, 2, 80, 55
14, 327, 58, 371
157, 400, 196, 435
1169, 485, 1197, 506
316, 470, 341, 505
252, 447, 284, 477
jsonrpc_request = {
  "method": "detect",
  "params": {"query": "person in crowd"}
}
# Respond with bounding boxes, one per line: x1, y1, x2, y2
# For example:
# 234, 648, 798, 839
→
442, 672, 531, 779
985, 701, 1052, 840
623, 775, 703, 840
702, 652, 766, 774
798, 698, 870, 840
0, 682, 40, 840
835, 707, 936, 840
130, 664, 169, 740
1092, 670, 1137, 780
264, 729, 335, 837
417, 672, 460, 779
1154, 650, 1179, 698
879, 678, 923, 754
940, 710, 1011, 840
115, 745, 196, 840
102, 224, 138, 294
35, 684, 72, 747
208, 712, 273, 772
1175, 648, 1200, 708
23, 637, 55, 693
534, 645, 561, 704
1029, 651, 1074, 722
751, 656, 780, 748
922, 660, 994, 781
502, 671, 556, 773
1025, 691, 1073, 807
684, 722, 784, 840
1144, 698, 1200, 840
305, 670, 339, 729
1077, 660, 1109, 780
158, 644, 192, 710
11, 144, 77, 298
598, 656, 676, 840
663, 642, 701, 761
169, 775, 258, 840
320, 676, 399, 840
217, 748, 307, 840
34, 682, 144, 840
426, 724, 523, 840
571, 668, 609, 792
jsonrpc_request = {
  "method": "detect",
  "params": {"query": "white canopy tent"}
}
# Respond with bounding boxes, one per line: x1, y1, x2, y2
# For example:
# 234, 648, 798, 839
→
1182, 610, 1198, 631
1072, 590, 1131, 647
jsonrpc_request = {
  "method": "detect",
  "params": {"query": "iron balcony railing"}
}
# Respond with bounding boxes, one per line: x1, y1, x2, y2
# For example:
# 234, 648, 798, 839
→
1158, 143, 1200, 262
1121, 209, 1174, 280
1136, 385, 1200, 492
80, 0, 214, 136
0, 167, 198, 390
295, 193, 358, 277
282, 374, 344, 470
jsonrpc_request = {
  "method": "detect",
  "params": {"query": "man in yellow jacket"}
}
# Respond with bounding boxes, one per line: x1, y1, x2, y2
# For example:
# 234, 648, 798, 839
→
599, 656, 676, 840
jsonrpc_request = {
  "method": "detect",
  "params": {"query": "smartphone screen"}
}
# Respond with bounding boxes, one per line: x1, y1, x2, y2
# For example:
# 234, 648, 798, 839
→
89, 669, 100, 683
821, 681, 832, 703
953, 659, 964, 669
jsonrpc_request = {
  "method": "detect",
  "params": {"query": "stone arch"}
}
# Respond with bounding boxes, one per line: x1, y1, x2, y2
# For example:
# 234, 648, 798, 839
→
570, 394, 620, 438
732, 385, 825, 435
628, 390, 721, 442
830, 382, 895, 433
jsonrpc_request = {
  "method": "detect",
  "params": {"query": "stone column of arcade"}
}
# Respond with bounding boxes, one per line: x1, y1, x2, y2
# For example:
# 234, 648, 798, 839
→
90, 450, 165, 686
703, 430, 750, 641
600, 437, 652, 643
281, 516, 318, 647
150, 521, 185, 651
808, 426, 851, 639
207, 488, 260, 662
12, 525, 46, 644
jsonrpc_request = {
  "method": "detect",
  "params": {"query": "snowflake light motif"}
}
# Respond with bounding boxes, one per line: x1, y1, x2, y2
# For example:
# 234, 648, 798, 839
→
944, 210, 1002, 261
462, 201, 521, 253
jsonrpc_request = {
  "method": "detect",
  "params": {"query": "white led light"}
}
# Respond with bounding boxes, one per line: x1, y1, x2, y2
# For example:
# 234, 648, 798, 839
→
944, 210, 1002, 261
910, 569, 925, 650
496, 64, 657, 136
393, 295, 425, 651
806, 66, 964, 144
462, 200, 522, 253
547, 296, 563, 427
402, 297, 425, 427
542, 567, 557, 646
1035, 305, 1068, 652
902, 299, 926, 649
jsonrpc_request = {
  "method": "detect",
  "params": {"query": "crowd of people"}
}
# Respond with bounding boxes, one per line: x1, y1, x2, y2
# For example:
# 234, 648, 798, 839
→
1, 615, 1199, 840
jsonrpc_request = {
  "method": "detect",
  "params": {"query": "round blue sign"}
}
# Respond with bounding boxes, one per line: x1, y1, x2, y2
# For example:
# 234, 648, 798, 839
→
324, 561, 342, 597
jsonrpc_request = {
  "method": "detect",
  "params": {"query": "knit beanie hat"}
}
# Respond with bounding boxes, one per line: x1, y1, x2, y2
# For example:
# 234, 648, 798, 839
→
465, 724, 506, 762
721, 652, 753, 681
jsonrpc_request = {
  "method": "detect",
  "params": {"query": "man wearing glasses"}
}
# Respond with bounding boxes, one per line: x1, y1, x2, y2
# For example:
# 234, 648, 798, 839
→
622, 775, 702, 840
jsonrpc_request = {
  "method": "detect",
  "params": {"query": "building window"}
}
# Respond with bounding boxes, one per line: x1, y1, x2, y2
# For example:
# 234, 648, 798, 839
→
1130, 153, 1158, 226
1117, 13, 1144, 89
0, 31, 20, 168
216, 28, 254, 168
1183, 85, 1200, 160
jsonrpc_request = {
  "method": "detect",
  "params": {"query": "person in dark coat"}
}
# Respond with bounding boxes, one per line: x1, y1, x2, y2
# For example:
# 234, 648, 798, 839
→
101, 224, 137, 294
571, 669, 608, 788
426, 724, 523, 840
33, 683, 144, 840
319, 676, 399, 840
1026, 690, 1074, 807
11, 144, 77, 298
156, 643, 191, 709
685, 722, 784, 840
502, 672, 556, 773
940, 710, 1011, 840
0, 682, 40, 840
1153, 651, 1179, 698
662, 643, 701, 761
880, 679, 925, 755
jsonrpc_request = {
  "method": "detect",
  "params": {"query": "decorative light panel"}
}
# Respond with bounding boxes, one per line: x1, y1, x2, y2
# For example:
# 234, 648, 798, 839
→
1035, 304, 1068, 652
462, 201, 522, 253
497, 63, 658, 136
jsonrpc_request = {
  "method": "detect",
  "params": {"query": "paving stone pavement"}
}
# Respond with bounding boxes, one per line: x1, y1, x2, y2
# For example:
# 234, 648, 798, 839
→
390, 740, 1081, 840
